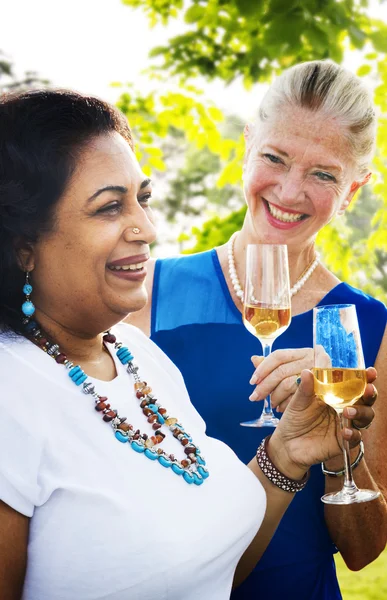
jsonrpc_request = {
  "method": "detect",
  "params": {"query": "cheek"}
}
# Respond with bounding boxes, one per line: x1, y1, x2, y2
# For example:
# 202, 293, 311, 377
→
244, 163, 273, 196
312, 186, 342, 219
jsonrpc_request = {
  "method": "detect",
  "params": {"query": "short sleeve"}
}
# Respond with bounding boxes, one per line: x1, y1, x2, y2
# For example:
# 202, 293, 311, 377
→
0, 405, 44, 517
0, 343, 45, 517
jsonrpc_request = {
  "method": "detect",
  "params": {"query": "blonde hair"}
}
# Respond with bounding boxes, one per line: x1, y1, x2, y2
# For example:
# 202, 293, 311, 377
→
258, 61, 376, 177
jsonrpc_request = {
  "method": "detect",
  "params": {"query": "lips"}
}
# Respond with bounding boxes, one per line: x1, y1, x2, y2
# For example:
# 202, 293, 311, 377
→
106, 253, 150, 281
107, 253, 150, 269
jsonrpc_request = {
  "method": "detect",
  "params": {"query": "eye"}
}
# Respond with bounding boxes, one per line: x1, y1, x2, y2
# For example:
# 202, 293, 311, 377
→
96, 201, 122, 215
138, 192, 152, 205
264, 153, 283, 164
314, 171, 336, 182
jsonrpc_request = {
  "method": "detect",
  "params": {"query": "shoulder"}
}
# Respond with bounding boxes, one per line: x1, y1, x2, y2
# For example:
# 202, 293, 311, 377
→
156, 250, 216, 281
339, 283, 387, 318
0, 333, 30, 383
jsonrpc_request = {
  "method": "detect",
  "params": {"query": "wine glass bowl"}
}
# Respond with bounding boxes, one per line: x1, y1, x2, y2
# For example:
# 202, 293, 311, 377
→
313, 304, 380, 505
241, 244, 291, 428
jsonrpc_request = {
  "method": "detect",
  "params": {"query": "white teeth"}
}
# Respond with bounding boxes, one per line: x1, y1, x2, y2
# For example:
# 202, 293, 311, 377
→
109, 262, 145, 271
267, 202, 304, 222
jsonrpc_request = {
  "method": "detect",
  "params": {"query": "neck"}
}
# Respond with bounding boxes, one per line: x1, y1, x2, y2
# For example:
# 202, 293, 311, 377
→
31, 308, 107, 364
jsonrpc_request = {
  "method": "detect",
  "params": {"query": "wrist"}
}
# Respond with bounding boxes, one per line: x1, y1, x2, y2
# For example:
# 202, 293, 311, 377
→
323, 444, 359, 471
267, 433, 308, 481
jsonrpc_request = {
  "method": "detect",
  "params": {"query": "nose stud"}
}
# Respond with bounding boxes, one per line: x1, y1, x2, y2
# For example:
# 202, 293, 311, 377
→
132, 227, 140, 234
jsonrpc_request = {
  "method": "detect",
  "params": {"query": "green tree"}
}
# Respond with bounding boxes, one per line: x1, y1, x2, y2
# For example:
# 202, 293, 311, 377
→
122, 0, 387, 86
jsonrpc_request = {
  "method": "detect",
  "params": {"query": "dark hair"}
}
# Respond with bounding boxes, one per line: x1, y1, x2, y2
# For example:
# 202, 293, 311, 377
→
0, 88, 133, 334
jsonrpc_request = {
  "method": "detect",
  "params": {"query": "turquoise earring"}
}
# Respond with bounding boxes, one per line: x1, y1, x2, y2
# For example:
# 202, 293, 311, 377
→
21, 272, 35, 317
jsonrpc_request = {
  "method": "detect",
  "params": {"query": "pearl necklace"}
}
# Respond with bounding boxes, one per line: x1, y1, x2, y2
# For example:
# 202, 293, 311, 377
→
227, 231, 320, 301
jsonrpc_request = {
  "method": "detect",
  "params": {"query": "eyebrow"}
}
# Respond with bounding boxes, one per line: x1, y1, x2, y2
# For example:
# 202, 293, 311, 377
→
87, 178, 151, 203
265, 146, 342, 173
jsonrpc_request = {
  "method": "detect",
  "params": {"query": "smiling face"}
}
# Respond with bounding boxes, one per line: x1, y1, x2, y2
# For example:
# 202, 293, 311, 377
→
24, 132, 157, 334
243, 106, 367, 248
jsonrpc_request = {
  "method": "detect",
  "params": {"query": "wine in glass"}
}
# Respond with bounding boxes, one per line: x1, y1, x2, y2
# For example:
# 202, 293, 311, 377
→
313, 303, 380, 504
241, 244, 291, 427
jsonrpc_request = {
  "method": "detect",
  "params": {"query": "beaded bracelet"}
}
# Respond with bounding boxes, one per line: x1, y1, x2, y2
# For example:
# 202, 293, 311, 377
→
256, 435, 310, 493
321, 440, 364, 477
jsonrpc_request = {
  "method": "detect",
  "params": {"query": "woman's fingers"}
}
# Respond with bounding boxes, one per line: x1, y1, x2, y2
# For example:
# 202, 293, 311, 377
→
250, 348, 313, 385
365, 366, 377, 385
343, 405, 375, 430
275, 395, 293, 413
250, 363, 307, 402
342, 425, 362, 448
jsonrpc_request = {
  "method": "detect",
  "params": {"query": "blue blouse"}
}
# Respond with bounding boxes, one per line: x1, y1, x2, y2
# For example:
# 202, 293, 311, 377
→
151, 249, 387, 600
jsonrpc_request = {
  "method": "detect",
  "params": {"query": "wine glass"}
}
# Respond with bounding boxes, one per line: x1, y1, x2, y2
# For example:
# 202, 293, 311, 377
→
241, 244, 291, 427
313, 304, 380, 504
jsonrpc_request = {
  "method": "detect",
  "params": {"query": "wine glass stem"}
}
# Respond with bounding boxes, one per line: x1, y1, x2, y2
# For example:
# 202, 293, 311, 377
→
339, 413, 358, 492
262, 342, 274, 416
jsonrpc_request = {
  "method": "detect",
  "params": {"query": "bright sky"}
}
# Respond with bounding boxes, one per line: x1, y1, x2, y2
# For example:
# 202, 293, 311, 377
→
1, 0, 268, 118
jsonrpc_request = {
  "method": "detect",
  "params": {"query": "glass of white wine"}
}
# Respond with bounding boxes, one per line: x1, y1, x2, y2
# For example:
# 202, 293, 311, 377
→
241, 244, 291, 428
313, 303, 380, 504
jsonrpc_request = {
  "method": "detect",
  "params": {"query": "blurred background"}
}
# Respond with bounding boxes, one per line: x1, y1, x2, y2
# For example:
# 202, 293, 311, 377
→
1, 1, 387, 593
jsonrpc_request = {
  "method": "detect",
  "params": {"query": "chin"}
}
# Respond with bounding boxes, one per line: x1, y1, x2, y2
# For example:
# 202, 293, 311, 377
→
122, 289, 148, 315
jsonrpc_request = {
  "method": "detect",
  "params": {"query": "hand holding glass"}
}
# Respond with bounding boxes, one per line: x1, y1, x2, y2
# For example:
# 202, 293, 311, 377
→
313, 304, 380, 504
241, 244, 291, 428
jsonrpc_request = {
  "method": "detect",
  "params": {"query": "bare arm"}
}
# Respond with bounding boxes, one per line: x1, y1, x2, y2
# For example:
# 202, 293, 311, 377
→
125, 258, 156, 336
0, 501, 29, 600
234, 370, 369, 587
324, 328, 387, 570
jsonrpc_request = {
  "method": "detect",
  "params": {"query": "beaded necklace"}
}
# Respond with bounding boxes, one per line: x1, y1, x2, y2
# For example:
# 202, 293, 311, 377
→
23, 319, 209, 486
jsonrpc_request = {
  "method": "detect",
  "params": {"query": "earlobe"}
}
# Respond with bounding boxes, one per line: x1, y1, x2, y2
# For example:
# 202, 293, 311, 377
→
14, 240, 35, 272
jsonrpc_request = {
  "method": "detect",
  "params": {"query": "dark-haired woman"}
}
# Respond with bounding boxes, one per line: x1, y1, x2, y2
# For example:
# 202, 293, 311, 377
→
129, 61, 387, 600
0, 88, 378, 600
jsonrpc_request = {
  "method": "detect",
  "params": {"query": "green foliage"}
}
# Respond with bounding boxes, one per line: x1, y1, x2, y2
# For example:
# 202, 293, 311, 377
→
116, 84, 241, 175
182, 206, 246, 253
122, 0, 385, 85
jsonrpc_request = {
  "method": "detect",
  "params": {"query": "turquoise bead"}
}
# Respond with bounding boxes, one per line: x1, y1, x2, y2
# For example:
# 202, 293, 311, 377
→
171, 464, 184, 476
118, 352, 133, 365
196, 456, 206, 466
158, 456, 172, 468
192, 473, 204, 486
157, 414, 165, 425
131, 441, 145, 453
115, 431, 128, 443
116, 346, 128, 354
22, 301, 35, 317
183, 471, 194, 484
197, 466, 209, 479
144, 449, 158, 460
69, 366, 81, 377
73, 373, 87, 386
148, 404, 158, 413
23, 284, 33, 295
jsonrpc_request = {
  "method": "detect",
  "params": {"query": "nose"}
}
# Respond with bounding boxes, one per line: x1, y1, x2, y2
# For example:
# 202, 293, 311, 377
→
276, 169, 306, 206
123, 204, 157, 246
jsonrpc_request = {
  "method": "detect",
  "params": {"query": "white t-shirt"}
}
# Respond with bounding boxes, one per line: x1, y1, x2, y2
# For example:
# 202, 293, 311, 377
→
0, 323, 265, 600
